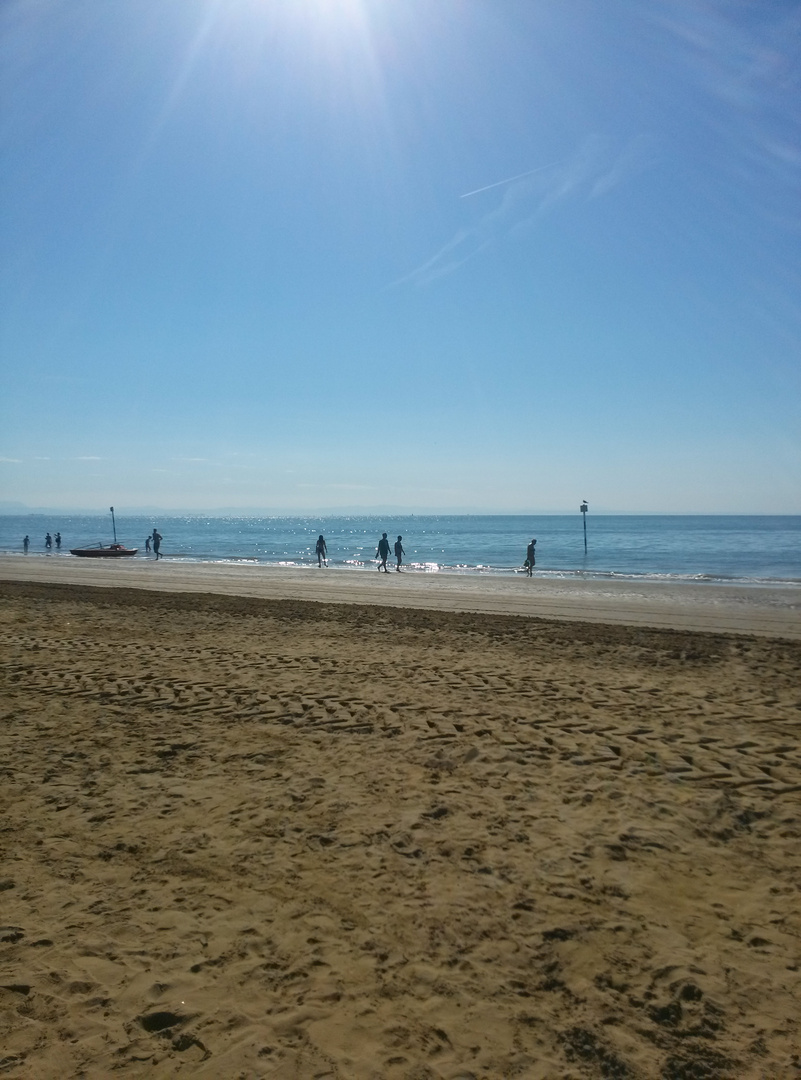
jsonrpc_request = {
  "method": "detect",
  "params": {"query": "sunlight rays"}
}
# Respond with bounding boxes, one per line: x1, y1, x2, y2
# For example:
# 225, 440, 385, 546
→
133, 0, 223, 172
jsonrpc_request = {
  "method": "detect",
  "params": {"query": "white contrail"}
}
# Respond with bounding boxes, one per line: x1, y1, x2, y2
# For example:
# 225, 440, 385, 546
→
460, 161, 561, 198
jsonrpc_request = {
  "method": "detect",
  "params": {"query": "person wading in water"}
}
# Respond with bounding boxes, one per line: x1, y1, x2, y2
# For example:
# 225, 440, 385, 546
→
316, 535, 328, 567
524, 538, 537, 577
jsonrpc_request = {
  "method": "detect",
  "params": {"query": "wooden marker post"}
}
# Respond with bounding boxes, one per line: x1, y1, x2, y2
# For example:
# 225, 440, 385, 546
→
580, 501, 588, 554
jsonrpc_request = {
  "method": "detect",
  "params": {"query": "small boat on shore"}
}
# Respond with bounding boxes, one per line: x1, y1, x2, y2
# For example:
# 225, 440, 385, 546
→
70, 543, 138, 558
70, 506, 138, 558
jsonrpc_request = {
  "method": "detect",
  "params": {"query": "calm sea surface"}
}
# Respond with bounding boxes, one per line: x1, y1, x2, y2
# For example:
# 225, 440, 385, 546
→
1, 515, 799, 585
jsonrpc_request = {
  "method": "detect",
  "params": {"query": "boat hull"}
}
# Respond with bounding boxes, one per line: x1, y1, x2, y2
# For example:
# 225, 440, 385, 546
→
70, 546, 138, 558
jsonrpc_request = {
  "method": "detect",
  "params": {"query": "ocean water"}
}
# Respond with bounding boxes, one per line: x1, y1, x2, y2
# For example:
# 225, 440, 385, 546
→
1, 514, 799, 585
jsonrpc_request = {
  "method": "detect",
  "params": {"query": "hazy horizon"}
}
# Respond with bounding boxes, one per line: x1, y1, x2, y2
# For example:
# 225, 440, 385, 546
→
2, 502, 798, 520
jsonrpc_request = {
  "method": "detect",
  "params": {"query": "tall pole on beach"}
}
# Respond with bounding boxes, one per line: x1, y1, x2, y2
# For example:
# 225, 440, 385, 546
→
110, 506, 117, 545
580, 501, 588, 554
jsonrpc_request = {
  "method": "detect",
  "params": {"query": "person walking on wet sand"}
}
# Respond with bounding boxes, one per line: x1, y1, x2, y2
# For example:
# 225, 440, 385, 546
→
524, 538, 537, 577
152, 529, 162, 559
315, 535, 328, 568
376, 532, 390, 573
394, 535, 405, 572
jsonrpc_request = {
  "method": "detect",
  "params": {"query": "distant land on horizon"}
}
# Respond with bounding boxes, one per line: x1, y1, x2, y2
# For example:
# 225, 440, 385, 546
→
0, 502, 603, 517
0, 503, 796, 519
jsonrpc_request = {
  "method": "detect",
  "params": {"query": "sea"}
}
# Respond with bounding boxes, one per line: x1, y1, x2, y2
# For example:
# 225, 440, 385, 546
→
1, 514, 799, 586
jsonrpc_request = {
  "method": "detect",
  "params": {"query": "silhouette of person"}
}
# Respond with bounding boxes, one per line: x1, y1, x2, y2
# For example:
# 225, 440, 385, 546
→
145, 535, 151, 553
152, 529, 162, 559
394, 535, 405, 571
525, 538, 537, 577
45, 532, 52, 551
315, 535, 328, 567
376, 532, 390, 573
55, 532, 61, 550
23, 535, 29, 553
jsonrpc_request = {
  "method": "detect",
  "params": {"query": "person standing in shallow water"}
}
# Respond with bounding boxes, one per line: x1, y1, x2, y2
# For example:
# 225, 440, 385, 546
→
55, 532, 61, 551
394, 535, 405, 572
145, 535, 151, 554
376, 532, 390, 573
152, 529, 162, 559
315, 535, 328, 567
525, 538, 537, 577
23, 536, 29, 553
45, 532, 52, 551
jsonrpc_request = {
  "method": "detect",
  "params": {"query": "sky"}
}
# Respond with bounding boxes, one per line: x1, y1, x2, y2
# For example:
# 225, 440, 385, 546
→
1, 0, 800, 514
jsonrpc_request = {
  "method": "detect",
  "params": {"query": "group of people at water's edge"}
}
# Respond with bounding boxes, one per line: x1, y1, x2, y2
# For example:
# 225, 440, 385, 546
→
21, 529, 539, 574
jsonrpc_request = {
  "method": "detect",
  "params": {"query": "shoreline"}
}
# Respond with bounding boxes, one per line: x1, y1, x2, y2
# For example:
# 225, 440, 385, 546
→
7, 549, 799, 588
1, 554, 798, 638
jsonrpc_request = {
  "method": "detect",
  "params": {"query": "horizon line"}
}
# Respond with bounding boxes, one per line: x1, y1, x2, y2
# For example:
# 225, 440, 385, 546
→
1, 506, 798, 518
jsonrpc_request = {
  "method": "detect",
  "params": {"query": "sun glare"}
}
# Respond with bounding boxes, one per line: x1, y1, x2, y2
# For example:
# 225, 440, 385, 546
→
244, 0, 372, 34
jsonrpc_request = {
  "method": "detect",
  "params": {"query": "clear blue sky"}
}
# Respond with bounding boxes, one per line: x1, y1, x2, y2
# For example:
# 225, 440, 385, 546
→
2, 0, 799, 513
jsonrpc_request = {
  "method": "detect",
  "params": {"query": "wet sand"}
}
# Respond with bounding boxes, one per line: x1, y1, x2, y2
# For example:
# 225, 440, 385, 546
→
0, 577, 800, 1078
0, 554, 799, 638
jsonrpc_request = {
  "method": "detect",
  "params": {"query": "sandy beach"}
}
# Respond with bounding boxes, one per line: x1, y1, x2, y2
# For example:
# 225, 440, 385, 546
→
1, 571, 800, 1078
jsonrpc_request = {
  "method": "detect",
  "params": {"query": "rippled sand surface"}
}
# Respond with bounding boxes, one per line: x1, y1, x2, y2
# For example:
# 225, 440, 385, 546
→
1, 581, 800, 1078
